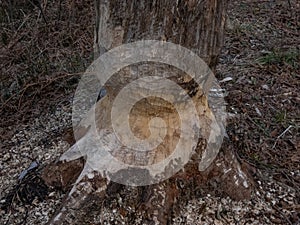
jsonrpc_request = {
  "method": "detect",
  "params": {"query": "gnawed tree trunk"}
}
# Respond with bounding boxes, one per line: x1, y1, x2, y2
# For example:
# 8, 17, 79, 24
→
42, 1, 254, 224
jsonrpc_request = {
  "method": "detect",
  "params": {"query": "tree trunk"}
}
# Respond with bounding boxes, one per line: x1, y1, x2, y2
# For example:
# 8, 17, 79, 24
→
94, 0, 226, 70
43, 1, 254, 224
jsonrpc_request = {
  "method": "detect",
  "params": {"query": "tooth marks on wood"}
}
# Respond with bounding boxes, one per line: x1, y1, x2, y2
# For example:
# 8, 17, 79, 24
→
46, 173, 107, 225
43, 148, 253, 224
41, 0, 254, 224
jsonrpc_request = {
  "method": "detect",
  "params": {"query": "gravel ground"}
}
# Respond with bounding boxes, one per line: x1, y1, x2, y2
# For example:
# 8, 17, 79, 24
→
0, 101, 299, 224
0, 99, 73, 224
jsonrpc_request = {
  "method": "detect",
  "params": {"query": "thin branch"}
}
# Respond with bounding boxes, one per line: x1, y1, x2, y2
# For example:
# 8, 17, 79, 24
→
272, 125, 293, 149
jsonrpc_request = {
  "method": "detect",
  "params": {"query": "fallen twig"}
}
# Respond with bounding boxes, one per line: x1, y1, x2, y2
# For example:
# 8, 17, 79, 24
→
272, 125, 293, 149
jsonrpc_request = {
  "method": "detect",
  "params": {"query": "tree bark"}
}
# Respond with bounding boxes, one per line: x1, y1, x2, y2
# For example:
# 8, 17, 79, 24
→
94, 0, 227, 70
43, 1, 254, 224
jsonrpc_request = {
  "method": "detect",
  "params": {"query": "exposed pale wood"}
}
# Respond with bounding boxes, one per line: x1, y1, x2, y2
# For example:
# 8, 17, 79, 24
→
44, 1, 254, 224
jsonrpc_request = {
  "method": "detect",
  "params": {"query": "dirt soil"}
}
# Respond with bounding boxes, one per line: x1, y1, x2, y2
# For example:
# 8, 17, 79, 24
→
0, 0, 299, 224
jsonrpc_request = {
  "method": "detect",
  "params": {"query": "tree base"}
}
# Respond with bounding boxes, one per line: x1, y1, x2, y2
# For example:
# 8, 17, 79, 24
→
42, 144, 253, 225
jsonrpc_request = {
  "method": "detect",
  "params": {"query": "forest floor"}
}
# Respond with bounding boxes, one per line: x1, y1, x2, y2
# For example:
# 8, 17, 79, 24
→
0, 0, 299, 224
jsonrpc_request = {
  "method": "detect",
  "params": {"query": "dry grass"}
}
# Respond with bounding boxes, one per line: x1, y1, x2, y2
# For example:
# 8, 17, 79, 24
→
0, 0, 94, 129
